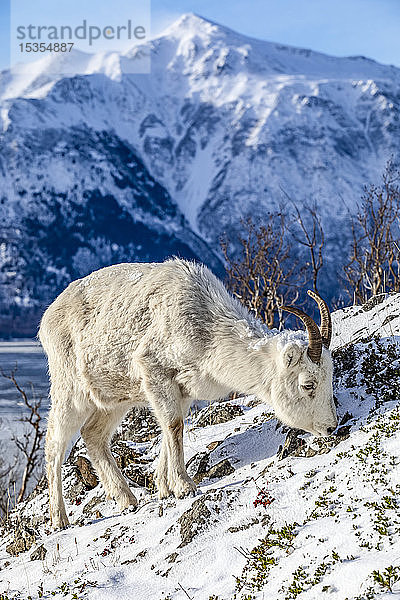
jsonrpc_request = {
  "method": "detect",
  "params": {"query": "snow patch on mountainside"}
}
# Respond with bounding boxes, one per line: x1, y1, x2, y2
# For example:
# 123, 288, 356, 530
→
0, 13, 399, 332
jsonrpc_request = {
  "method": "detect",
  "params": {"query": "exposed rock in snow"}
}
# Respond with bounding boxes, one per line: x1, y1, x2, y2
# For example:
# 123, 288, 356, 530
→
195, 401, 244, 427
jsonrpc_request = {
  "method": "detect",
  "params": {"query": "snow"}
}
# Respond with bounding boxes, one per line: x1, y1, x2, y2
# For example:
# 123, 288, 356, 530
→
128, 271, 143, 284
1, 293, 400, 599
0, 12, 399, 315
0, 15, 400, 591
331, 294, 400, 349
0, 50, 94, 101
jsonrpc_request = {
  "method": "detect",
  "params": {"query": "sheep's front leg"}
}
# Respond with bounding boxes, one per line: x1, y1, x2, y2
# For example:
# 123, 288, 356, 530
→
143, 371, 195, 499
164, 416, 196, 498
155, 436, 170, 498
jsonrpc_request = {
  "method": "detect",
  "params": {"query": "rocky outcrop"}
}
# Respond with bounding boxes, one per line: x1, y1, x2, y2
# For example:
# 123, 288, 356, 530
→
195, 403, 244, 427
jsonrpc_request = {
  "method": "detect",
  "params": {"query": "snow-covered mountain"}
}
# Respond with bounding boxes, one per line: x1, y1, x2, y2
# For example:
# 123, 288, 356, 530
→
1, 13, 399, 335
1, 293, 399, 599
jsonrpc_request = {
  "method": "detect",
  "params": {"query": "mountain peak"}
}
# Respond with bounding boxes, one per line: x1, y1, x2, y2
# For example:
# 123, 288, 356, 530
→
172, 13, 212, 26
154, 12, 399, 81
161, 13, 219, 35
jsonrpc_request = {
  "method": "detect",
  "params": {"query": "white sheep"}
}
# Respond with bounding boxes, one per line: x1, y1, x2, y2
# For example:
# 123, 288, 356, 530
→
39, 258, 337, 528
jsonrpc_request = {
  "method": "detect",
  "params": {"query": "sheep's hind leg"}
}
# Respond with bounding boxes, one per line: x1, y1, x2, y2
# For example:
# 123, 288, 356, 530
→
46, 399, 85, 529
143, 375, 196, 499
81, 405, 138, 512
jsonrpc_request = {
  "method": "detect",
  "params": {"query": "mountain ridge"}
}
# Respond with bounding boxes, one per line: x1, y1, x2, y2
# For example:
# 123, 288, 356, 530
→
0, 14, 399, 334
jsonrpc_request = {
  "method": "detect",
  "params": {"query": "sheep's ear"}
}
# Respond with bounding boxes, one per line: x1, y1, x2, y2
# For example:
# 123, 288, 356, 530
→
281, 343, 302, 369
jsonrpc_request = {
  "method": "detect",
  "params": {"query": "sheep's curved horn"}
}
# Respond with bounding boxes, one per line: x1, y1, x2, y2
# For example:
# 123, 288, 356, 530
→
307, 290, 332, 348
280, 305, 322, 364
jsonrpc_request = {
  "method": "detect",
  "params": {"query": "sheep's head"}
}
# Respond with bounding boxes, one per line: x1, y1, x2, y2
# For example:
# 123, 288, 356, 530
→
269, 291, 337, 437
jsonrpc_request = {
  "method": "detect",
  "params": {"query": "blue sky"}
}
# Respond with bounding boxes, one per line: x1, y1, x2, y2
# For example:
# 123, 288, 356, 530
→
1, 0, 399, 70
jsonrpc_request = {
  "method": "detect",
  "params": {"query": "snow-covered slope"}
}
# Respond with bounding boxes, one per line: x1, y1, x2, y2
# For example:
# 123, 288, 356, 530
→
1, 293, 400, 599
0, 13, 399, 334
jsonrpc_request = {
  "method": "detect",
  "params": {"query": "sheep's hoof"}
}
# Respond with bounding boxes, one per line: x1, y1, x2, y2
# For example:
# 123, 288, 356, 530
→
51, 511, 70, 530
170, 477, 197, 499
117, 490, 138, 512
157, 483, 172, 500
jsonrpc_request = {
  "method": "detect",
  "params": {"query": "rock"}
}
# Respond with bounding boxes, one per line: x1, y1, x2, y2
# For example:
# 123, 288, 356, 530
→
177, 496, 212, 547
30, 544, 47, 561
71, 438, 155, 502
227, 517, 259, 533
206, 440, 223, 452
110, 440, 154, 490
247, 397, 262, 408
187, 453, 234, 482
196, 403, 244, 427
207, 459, 235, 479
177, 489, 238, 548
186, 452, 210, 483
382, 314, 397, 326
166, 552, 179, 563
361, 294, 386, 312
83, 494, 104, 516
336, 425, 351, 440
121, 549, 147, 565
63, 443, 96, 502
306, 448, 318, 458
113, 441, 148, 469
278, 424, 351, 460
117, 408, 160, 442
339, 412, 353, 426
124, 464, 155, 490
6, 525, 36, 556
64, 472, 88, 502
252, 411, 275, 425
278, 424, 352, 460
278, 430, 306, 460
76, 456, 99, 489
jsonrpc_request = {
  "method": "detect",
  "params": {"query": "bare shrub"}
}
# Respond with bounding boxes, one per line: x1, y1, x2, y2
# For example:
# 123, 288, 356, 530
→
344, 162, 400, 304
0, 368, 45, 520
289, 203, 325, 295
220, 214, 302, 328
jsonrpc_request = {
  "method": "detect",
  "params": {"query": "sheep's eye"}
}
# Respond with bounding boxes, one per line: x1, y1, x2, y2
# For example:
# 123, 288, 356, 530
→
302, 383, 315, 391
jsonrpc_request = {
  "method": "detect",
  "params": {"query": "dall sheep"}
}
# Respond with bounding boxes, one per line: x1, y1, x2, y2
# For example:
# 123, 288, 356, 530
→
39, 258, 337, 528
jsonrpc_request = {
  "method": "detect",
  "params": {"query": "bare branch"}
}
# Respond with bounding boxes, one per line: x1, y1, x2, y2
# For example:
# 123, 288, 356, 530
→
221, 214, 304, 328
286, 196, 325, 294
343, 161, 400, 303
0, 366, 45, 515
